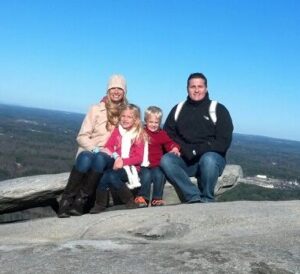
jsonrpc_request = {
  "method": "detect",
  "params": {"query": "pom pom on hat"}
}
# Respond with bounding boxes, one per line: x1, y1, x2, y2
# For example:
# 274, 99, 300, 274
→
107, 74, 127, 93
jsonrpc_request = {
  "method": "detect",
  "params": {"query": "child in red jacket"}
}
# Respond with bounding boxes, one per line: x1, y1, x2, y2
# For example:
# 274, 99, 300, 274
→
135, 106, 180, 207
90, 104, 145, 213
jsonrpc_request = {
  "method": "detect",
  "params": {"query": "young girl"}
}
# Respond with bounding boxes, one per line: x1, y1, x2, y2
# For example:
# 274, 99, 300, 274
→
90, 104, 145, 213
135, 106, 180, 207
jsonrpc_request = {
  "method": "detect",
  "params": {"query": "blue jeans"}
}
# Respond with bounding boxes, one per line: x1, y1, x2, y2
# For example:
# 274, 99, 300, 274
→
138, 167, 166, 201
75, 151, 114, 173
160, 152, 226, 203
98, 168, 128, 191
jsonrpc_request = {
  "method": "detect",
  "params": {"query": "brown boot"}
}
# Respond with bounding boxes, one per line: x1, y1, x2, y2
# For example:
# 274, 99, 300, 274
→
116, 185, 138, 209
57, 167, 85, 218
110, 188, 123, 205
69, 170, 103, 216
89, 190, 109, 214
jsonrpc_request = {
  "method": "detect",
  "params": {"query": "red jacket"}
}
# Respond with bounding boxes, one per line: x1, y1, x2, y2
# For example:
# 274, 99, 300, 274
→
105, 127, 144, 171
145, 127, 180, 167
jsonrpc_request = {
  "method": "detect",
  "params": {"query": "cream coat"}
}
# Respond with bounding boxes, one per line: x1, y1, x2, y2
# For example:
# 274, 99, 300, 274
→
76, 102, 112, 158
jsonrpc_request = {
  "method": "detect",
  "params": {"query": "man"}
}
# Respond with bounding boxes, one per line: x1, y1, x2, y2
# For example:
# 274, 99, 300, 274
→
160, 72, 233, 203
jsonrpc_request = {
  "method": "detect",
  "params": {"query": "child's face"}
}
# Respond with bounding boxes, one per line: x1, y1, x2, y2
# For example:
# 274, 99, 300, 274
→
146, 114, 160, 132
120, 109, 136, 130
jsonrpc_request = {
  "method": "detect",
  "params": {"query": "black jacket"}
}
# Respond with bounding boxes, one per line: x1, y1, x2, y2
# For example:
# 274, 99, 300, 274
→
164, 93, 233, 162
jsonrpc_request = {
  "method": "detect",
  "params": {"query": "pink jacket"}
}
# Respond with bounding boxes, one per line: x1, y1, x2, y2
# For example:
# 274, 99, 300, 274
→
105, 127, 145, 171
76, 102, 113, 157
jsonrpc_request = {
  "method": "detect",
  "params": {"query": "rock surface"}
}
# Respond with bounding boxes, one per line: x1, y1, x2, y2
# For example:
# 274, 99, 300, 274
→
0, 201, 299, 273
0, 173, 69, 213
0, 165, 242, 213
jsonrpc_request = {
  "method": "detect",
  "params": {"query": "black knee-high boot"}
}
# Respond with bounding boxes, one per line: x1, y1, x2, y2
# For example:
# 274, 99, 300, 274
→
69, 169, 103, 216
57, 167, 85, 218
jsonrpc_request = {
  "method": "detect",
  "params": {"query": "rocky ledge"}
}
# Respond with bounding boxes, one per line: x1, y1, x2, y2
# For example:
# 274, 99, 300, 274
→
0, 201, 299, 273
0, 165, 243, 214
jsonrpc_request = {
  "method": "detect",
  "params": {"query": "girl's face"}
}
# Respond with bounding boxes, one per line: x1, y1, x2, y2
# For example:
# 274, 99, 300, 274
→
108, 87, 125, 103
146, 113, 160, 132
120, 109, 136, 130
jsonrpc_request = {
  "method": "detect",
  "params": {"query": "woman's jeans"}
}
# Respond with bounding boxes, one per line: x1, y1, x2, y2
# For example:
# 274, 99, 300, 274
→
75, 151, 114, 173
138, 167, 166, 201
160, 152, 226, 203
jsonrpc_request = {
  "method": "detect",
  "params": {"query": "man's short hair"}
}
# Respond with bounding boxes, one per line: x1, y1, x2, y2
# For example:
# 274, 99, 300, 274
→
144, 106, 163, 124
187, 73, 207, 87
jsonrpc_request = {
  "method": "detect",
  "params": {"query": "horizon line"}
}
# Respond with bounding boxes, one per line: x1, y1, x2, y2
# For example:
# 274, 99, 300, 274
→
1, 101, 299, 143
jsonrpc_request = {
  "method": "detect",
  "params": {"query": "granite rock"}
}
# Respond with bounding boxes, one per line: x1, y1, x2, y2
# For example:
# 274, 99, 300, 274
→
0, 201, 299, 273
0, 165, 242, 213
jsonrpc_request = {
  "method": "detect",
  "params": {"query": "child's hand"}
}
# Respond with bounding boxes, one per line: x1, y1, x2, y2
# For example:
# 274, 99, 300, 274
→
113, 157, 123, 170
170, 147, 180, 156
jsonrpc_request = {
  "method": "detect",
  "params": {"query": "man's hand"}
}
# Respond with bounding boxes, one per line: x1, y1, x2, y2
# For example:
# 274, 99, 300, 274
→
113, 157, 123, 170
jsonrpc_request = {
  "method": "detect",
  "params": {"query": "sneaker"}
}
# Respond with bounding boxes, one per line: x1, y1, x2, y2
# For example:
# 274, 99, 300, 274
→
134, 196, 148, 208
151, 199, 166, 207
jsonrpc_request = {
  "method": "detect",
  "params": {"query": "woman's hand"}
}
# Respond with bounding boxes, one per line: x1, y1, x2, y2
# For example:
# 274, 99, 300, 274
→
113, 157, 124, 170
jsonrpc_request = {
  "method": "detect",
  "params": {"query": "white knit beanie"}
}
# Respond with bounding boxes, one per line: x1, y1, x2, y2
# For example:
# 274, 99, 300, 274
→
107, 74, 127, 93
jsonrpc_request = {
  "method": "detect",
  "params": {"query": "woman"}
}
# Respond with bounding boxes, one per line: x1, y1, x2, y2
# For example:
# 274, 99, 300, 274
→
57, 74, 128, 218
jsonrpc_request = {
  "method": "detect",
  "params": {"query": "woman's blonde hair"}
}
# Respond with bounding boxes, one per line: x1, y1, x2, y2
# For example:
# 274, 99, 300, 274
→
120, 104, 147, 142
105, 92, 128, 131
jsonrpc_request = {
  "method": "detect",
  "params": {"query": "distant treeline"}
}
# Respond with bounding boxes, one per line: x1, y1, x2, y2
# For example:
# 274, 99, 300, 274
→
217, 183, 300, 201
0, 104, 82, 180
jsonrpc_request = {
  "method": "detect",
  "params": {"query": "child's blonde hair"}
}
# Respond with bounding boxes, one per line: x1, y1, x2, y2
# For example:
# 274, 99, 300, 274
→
144, 106, 163, 124
120, 104, 146, 142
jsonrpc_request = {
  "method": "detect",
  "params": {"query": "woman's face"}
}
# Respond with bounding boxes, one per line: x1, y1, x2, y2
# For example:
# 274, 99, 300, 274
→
108, 87, 125, 103
120, 109, 136, 130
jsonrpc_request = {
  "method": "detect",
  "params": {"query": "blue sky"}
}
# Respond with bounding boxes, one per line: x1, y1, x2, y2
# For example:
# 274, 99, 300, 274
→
0, 0, 299, 141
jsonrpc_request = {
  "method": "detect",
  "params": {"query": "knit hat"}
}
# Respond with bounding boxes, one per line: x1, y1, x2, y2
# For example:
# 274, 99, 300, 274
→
107, 74, 127, 93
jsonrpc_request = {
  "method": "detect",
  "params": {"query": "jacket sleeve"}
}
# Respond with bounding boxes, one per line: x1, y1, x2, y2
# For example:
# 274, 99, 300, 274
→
164, 104, 194, 159
123, 139, 145, 166
208, 103, 233, 154
76, 105, 97, 151
161, 130, 180, 152
163, 105, 183, 145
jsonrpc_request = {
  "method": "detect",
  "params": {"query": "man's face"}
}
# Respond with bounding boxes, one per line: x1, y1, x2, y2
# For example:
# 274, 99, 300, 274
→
187, 78, 207, 101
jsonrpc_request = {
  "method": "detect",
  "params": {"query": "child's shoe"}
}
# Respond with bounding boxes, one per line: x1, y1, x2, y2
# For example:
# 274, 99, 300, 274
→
134, 196, 148, 208
151, 199, 166, 207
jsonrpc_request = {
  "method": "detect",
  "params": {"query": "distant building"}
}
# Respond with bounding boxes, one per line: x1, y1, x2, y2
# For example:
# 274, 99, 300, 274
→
256, 175, 267, 179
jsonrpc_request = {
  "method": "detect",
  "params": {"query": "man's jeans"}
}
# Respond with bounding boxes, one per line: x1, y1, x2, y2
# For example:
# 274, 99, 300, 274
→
160, 152, 226, 203
138, 167, 166, 201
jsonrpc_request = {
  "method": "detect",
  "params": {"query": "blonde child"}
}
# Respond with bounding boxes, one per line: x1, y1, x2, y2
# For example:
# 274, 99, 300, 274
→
135, 106, 180, 207
90, 104, 145, 213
